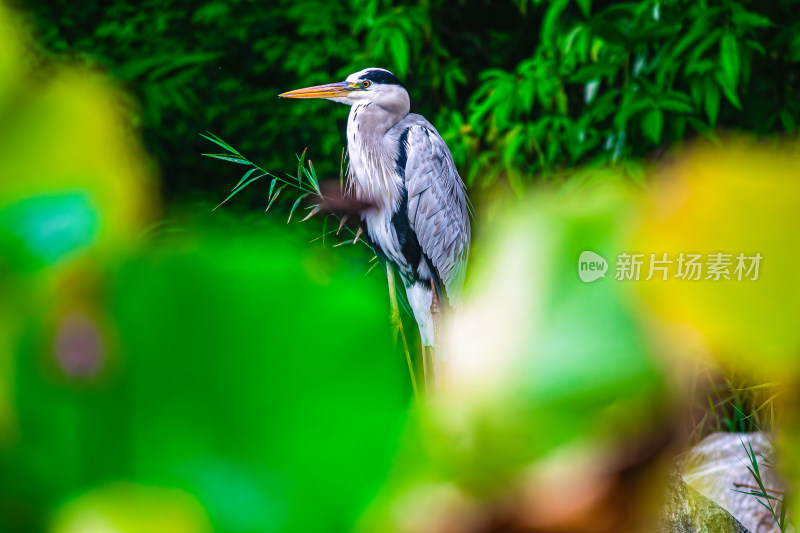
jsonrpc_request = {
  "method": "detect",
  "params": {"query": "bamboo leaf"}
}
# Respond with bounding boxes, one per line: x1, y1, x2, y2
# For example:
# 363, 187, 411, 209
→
200, 132, 241, 155
268, 177, 278, 200
287, 193, 311, 223
756, 499, 773, 513
364, 260, 379, 276
213, 173, 267, 211
203, 153, 251, 165
353, 226, 363, 244
301, 205, 321, 222
266, 184, 287, 212
337, 215, 349, 235
320, 214, 328, 246
233, 168, 258, 190
297, 148, 307, 181
305, 160, 320, 194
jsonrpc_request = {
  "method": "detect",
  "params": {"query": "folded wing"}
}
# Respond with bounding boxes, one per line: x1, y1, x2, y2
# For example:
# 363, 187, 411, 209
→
403, 122, 470, 303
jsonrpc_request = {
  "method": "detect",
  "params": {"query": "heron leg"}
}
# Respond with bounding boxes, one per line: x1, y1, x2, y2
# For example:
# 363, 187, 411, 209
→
421, 344, 429, 393
429, 278, 443, 384
429, 277, 442, 338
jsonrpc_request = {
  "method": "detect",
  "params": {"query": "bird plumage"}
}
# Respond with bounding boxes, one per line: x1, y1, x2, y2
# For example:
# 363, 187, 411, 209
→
281, 67, 470, 346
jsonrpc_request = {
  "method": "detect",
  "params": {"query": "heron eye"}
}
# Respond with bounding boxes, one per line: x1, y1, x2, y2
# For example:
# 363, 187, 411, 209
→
361, 80, 371, 88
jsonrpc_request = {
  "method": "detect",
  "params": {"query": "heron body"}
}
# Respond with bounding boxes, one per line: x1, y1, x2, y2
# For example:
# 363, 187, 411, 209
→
281, 68, 470, 346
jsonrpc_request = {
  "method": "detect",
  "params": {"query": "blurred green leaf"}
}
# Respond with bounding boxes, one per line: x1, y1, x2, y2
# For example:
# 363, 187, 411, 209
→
720, 32, 741, 94
389, 30, 410, 78
0, 192, 100, 269
779, 109, 795, 132
641, 108, 664, 145
716, 70, 743, 109
730, 4, 773, 29
7, 216, 408, 533
705, 76, 720, 125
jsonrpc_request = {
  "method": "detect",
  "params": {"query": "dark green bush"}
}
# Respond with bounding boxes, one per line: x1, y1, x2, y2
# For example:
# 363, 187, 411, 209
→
18, 0, 800, 200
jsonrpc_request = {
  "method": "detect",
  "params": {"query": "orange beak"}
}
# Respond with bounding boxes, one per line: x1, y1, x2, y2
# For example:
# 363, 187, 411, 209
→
279, 81, 353, 99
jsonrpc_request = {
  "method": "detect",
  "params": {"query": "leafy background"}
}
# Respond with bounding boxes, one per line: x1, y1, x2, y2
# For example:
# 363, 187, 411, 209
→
15, 0, 800, 201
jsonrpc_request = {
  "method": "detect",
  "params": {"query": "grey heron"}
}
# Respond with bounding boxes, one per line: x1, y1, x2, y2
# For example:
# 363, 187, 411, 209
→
280, 68, 471, 347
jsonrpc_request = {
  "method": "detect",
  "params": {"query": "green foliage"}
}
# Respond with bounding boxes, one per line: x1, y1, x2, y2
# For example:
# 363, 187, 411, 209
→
684, 369, 781, 455
202, 133, 371, 250
3, 211, 409, 533
18, 0, 800, 201
736, 437, 790, 532
461, 0, 800, 185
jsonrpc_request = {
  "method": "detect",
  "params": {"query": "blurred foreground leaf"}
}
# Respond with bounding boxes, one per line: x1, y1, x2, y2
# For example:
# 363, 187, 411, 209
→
0, 2, 155, 450
51, 483, 212, 533
633, 140, 800, 377
3, 219, 408, 533
116, 225, 407, 532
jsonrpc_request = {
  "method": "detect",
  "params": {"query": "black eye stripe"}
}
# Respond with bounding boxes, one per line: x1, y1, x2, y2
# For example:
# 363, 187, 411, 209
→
360, 69, 404, 86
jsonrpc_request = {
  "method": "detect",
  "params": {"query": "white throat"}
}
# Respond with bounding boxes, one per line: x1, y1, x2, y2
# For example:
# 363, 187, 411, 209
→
345, 101, 403, 212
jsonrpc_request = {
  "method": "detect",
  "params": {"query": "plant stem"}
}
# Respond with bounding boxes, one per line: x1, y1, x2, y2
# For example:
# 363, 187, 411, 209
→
387, 264, 419, 402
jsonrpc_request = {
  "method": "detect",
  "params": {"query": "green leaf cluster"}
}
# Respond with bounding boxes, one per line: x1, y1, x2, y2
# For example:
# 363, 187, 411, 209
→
459, 0, 799, 186
18, 0, 800, 194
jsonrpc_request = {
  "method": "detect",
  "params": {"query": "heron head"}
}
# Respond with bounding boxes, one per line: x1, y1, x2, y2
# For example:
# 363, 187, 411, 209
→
280, 68, 409, 113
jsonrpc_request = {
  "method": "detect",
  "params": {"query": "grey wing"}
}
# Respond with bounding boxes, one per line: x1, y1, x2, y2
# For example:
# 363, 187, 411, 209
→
403, 122, 471, 303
